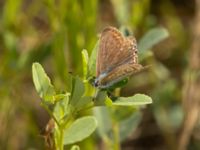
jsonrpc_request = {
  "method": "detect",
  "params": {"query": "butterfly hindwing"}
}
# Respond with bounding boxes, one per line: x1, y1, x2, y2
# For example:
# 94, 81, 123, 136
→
98, 61, 143, 89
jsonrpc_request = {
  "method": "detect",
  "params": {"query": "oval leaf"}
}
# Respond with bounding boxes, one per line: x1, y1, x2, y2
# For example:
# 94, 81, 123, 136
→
32, 62, 55, 103
75, 96, 93, 111
119, 111, 142, 141
88, 40, 99, 77
64, 116, 97, 145
113, 94, 152, 106
70, 76, 85, 106
70, 145, 80, 150
138, 27, 169, 52
82, 49, 89, 79
93, 107, 112, 137
53, 93, 70, 121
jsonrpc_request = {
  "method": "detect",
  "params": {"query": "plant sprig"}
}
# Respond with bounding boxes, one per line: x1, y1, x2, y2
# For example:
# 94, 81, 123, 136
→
32, 26, 169, 149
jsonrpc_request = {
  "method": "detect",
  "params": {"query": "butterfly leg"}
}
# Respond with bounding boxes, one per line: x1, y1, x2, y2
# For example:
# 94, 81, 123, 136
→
107, 90, 118, 101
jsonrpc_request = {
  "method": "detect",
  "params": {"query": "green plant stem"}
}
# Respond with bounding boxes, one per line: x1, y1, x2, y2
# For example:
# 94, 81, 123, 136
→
63, 111, 74, 128
103, 135, 112, 150
54, 126, 64, 150
41, 102, 60, 127
94, 88, 101, 99
113, 123, 121, 150
57, 110, 75, 150
58, 127, 64, 150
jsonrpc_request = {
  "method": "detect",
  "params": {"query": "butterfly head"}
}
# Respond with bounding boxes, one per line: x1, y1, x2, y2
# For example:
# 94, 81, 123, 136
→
94, 79, 99, 87
94, 72, 108, 88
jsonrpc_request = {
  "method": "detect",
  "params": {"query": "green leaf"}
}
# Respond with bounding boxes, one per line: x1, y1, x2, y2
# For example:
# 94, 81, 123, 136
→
93, 107, 112, 137
138, 50, 153, 62
113, 94, 152, 106
119, 111, 142, 141
82, 49, 89, 79
64, 116, 97, 145
75, 96, 93, 111
32, 62, 56, 103
54, 93, 70, 102
42, 94, 68, 105
70, 77, 92, 111
94, 90, 107, 106
70, 76, 85, 106
70, 145, 80, 150
88, 40, 99, 77
105, 98, 113, 106
138, 27, 169, 52
53, 93, 70, 121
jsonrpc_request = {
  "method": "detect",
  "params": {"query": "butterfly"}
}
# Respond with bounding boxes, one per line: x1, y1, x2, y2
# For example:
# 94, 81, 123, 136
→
94, 26, 143, 89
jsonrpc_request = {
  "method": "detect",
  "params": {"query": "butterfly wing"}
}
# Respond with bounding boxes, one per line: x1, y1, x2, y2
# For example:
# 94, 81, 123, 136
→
97, 62, 143, 89
96, 27, 138, 77
97, 27, 123, 77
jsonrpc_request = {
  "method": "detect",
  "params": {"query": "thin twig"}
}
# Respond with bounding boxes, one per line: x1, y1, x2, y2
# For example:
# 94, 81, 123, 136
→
178, 0, 200, 149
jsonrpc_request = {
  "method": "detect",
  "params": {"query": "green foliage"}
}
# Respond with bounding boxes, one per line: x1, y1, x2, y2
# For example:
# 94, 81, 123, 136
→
32, 63, 98, 150
88, 40, 99, 77
138, 27, 169, 52
70, 76, 85, 106
113, 94, 152, 106
31, 37, 154, 149
30, 24, 172, 149
1, 0, 191, 149
82, 49, 89, 80
32, 63, 56, 103
64, 116, 97, 145
119, 111, 142, 141
70, 76, 93, 111
93, 107, 112, 137
137, 27, 169, 62
70, 145, 80, 150
54, 94, 70, 122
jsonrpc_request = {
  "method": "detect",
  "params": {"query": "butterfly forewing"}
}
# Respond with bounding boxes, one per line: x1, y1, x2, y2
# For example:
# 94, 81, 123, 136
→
97, 27, 125, 76
96, 26, 142, 88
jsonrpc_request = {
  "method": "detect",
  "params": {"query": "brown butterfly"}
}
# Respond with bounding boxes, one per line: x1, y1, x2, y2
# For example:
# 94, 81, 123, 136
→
94, 26, 143, 89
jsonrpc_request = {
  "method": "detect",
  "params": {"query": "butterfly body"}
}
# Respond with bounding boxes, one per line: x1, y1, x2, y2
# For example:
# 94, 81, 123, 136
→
95, 26, 142, 89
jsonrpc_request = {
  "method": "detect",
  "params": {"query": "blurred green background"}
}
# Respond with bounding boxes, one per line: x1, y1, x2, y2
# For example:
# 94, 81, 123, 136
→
1, 0, 200, 149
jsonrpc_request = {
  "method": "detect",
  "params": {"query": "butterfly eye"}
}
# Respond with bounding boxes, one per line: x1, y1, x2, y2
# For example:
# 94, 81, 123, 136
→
94, 79, 99, 87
